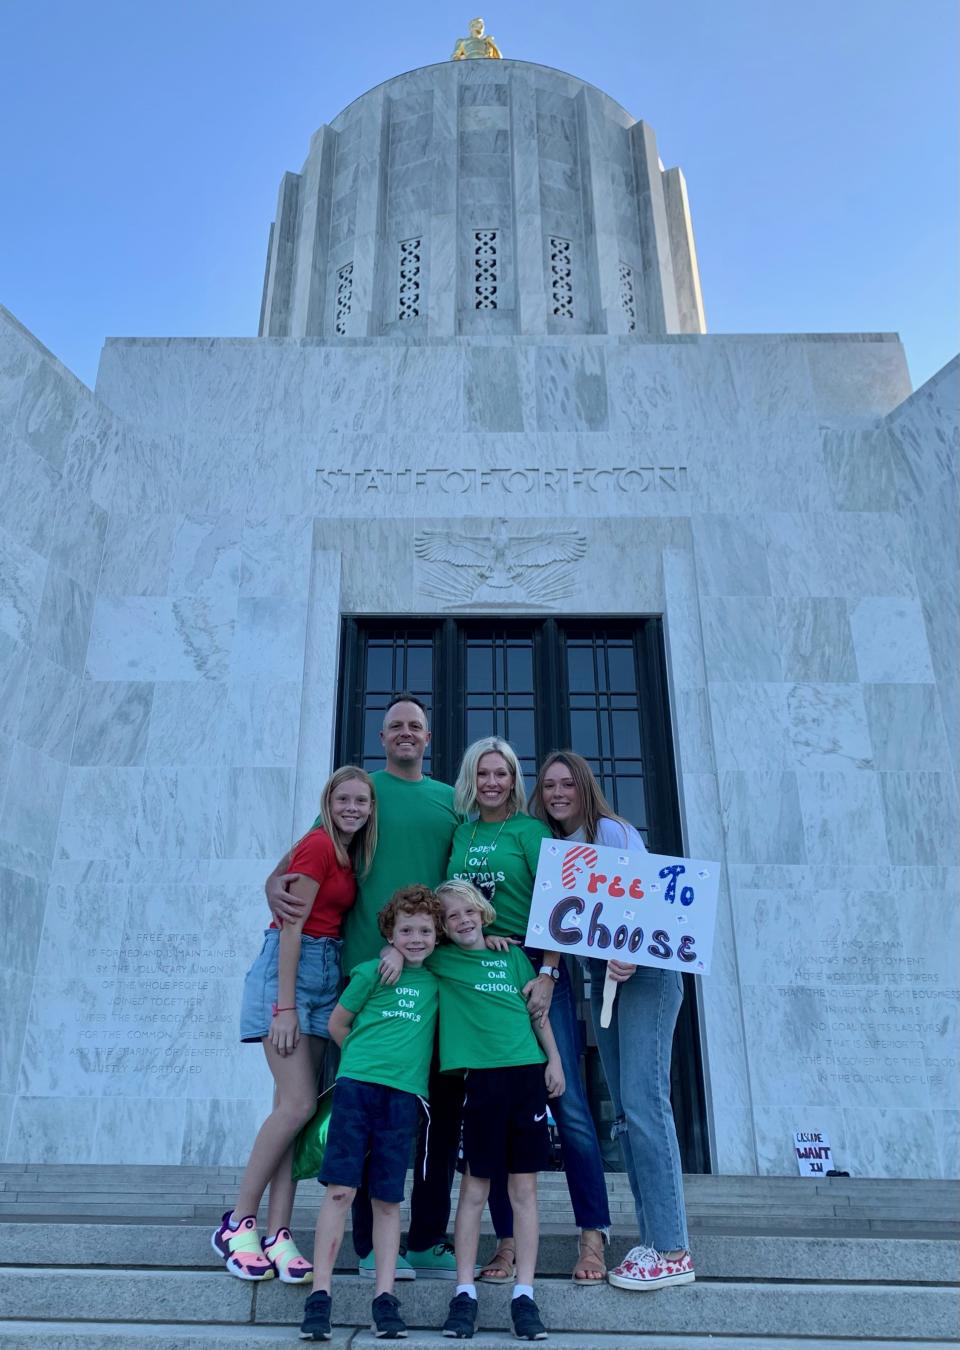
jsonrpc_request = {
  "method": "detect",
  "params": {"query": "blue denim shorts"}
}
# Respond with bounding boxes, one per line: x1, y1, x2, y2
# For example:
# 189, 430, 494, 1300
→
320, 1077, 419, 1202
239, 929, 341, 1042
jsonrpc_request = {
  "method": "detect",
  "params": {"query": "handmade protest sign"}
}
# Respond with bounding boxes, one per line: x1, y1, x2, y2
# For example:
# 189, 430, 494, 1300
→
524, 839, 719, 1023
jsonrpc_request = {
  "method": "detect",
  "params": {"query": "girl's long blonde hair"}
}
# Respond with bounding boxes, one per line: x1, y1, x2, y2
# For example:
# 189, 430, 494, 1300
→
530, 750, 629, 844
318, 766, 378, 875
453, 736, 527, 817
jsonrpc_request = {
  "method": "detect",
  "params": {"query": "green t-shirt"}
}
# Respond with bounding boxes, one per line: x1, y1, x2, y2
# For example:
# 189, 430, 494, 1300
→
337, 959, 439, 1098
426, 943, 545, 1073
446, 814, 551, 938
323, 771, 458, 973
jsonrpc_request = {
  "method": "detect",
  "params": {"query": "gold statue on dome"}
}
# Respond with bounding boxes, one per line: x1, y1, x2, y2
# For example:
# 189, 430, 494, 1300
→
451, 17, 502, 60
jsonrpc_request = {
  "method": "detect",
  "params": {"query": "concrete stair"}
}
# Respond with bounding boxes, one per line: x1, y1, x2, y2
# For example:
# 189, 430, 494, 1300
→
0, 1166, 956, 1347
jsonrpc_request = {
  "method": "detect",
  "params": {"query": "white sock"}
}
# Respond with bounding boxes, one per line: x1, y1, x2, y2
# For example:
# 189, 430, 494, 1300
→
456, 1282, 477, 1299
512, 1283, 534, 1300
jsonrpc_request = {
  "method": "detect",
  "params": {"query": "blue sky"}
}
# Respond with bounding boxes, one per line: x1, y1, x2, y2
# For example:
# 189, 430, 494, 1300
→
1, 0, 956, 390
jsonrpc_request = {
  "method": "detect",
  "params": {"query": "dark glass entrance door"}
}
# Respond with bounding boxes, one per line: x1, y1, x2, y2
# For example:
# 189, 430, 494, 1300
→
337, 616, 709, 1173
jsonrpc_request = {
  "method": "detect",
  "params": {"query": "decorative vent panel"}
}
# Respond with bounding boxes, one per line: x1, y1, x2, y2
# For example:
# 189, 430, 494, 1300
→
618, 262, 637, 333
334, 263, 353, 336
473, 230, 498, 309
549, 237, 573, 318
398, 238, 422, 320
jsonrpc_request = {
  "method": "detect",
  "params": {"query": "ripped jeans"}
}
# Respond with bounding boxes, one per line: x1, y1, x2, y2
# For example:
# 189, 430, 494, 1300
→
589, 960, 689, 1252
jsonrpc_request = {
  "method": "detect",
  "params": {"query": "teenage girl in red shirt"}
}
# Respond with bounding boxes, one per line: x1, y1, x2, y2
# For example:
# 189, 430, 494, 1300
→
213, 766, 378, 1283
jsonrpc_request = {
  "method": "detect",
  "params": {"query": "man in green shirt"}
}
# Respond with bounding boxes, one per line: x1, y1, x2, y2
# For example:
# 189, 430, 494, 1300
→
265, 694, 461, 1277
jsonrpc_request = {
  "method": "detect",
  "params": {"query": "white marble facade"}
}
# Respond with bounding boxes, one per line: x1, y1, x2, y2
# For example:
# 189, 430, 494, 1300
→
1, 58, 958, 1178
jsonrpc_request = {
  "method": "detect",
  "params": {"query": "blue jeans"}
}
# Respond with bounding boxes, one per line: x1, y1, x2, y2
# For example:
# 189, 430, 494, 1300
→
589, 961, 689, 1252
488, 953, 610, 1237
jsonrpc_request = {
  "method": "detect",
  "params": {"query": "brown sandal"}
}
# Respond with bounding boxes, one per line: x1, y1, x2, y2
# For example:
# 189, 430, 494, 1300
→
479, 1239, 516, 1284
572, 1229, 607, 1284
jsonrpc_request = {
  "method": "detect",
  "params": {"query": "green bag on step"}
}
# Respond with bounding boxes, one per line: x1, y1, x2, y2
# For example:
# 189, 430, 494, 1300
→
292, 1085, 336, 1182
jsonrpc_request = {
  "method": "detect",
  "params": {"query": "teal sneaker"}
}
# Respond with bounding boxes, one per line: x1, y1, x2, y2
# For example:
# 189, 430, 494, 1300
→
358, 1250, 415, 1281
405, 1240, 457, 1279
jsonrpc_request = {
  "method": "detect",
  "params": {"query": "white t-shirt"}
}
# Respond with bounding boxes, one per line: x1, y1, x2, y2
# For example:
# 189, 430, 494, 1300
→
567, 816, 648, 852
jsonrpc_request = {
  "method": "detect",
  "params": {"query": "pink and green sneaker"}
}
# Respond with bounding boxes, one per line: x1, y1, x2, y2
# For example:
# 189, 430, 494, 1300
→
211, 1211, 275, 1281
262, 1227, 313, 1284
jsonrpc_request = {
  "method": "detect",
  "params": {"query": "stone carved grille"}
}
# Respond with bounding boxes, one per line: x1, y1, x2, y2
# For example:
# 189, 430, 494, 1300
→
549, 237, 574, 318
335, 262, 353, 336
618, 262, 637, 333
398, 238, 422, 320
474, 230, 498, 309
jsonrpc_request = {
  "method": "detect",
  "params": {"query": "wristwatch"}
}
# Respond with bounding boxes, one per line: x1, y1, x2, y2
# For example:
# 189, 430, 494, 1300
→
538, 965, 560, 981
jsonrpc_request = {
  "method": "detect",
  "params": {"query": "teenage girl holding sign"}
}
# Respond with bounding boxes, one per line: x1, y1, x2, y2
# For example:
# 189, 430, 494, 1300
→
531, 751, 695, 1292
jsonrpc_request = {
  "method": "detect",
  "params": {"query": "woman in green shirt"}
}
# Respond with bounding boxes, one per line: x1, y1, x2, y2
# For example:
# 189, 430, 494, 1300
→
446, 736, 612, 1284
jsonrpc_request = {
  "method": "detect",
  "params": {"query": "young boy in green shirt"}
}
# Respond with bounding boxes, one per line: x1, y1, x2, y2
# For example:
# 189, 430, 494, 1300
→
429, 880, 565, 1342
299, 885, 442, 1342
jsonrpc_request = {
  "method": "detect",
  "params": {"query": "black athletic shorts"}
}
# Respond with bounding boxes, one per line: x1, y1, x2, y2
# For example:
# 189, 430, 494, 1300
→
459, 1063, 550, 1179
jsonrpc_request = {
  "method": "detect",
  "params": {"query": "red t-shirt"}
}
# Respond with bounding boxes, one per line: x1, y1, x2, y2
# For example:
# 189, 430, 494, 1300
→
269, 827, 356, 939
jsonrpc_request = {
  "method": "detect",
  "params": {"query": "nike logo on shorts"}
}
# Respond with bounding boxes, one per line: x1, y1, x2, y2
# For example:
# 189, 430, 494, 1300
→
534, 1111, 546, 1122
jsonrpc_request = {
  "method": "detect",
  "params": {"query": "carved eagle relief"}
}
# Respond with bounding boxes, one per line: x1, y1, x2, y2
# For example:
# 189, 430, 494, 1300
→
414, 519, 587, 607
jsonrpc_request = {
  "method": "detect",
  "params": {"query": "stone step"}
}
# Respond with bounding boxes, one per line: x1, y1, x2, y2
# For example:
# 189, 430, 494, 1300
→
0, 1325, 954, 1350
1, 1270, 956, 1341
0, 1221, 955, 1284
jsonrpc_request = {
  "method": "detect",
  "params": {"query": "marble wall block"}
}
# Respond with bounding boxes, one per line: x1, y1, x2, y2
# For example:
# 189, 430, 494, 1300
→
534, 345, 609, 432
605, 345, 682, 436
176, 435, 255, 517
16, 654, 80, 762
821, 426, 899, 512
0, 309, 39, 425
0, 633, 29, 737
32, 565, 95, 678
463, 347, 527, 433
240, 516, 314, 598
56, 767, 143, 861
754, 1104, 850, 1176
797, 771, 889, 865
700, 596, 782, 681
708, 683, 792, 771
863, 684, 949, 769
49, 480, 108, 591
231, 598, 308, 682
71, 682, 153, 766
8, 1096, 100, 1163
181, 1097, 270, 1167
698, 979, 757, 1173
86, 596, 235, 682
90, 1098, 187, 1165
214, 767, 296, 861
0, 968, 33, 1094
61, 396, 123, 513
96, 339, 195, 433
692, 514, 771, 597
0, 526, 47, 646
135, 768, 218, 860
805, 339, 911, 421
719, 770, 806, 864
849, 598, 935, 683
146, 683, 228, 766
13, 357, 79, 472
877, 772, 960, 866
293, 547, 341, 829
111, 429, 184, 517
0, 442, 60, 557
774, 598, 857, 682
389, 347, 462, 432
841, 1107, 942, 1180
98, 514, 176, 597
783, 683, 873, 771
765, 512, 918, 600
740, 983, 840, 1106
0, 742, 68, 864
223, 681, 300, 767
168, 515, 240, 600
0, 866, 44, 975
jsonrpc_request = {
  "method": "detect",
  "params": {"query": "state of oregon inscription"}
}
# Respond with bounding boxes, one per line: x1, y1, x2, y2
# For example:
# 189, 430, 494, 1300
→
316, 465, 689, 494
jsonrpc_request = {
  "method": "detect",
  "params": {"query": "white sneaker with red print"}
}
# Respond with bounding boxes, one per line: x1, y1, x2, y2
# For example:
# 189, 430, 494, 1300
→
608, 1245, 695, 1290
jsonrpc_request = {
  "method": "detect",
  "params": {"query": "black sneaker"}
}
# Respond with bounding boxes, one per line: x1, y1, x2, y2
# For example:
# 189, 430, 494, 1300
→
299, 1289, 332, 1341
511, 1293, 548, 1341
443, 1291, 479, 1338
371, 1291, 408, 1339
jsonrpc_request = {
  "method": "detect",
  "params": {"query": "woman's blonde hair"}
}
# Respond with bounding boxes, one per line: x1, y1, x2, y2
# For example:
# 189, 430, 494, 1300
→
436, 879, 497, 929
530, 750, 629, 844
453, 736, 527, 816
318, 766, 378, 875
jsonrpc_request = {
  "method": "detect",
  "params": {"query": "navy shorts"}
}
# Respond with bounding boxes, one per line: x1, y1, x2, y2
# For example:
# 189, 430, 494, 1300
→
239, 929, 341, 1042
460, 1063, 549, 1179
320, 1077, 419, 1203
